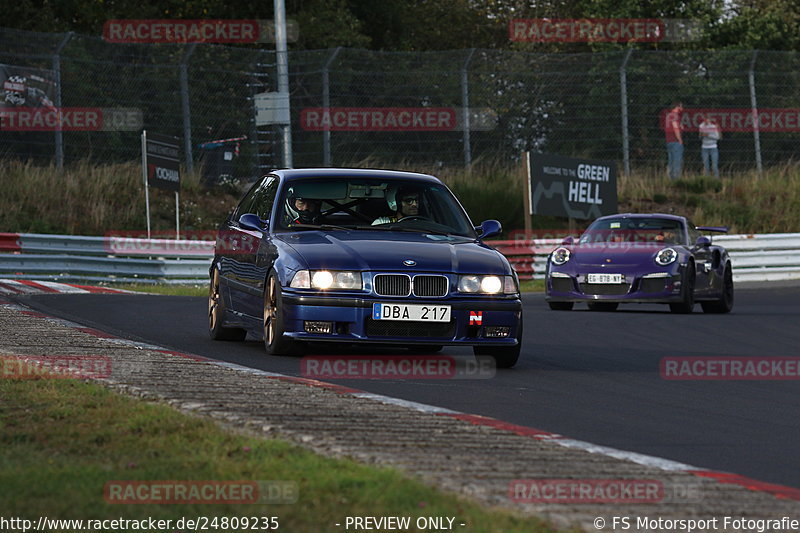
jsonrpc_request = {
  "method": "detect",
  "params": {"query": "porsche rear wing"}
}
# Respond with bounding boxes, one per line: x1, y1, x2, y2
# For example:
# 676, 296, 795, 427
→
696, 226, 728, 234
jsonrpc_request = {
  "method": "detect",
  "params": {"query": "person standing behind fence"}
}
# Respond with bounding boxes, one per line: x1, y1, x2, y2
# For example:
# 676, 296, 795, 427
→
665, 101, 684, 180
698, 115, 721, 177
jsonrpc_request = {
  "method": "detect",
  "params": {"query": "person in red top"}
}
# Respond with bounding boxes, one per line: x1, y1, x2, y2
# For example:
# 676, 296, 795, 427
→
665, 101, 684, 180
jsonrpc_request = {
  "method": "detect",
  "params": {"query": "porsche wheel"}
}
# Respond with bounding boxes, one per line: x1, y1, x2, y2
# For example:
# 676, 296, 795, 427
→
208, 268, 247, 341
264, 271, 300, 355
701, 263, 734, 314
669, 262, 695, 314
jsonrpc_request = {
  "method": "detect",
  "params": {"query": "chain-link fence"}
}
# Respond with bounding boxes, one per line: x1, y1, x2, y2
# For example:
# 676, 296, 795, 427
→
3, 25, 800, 178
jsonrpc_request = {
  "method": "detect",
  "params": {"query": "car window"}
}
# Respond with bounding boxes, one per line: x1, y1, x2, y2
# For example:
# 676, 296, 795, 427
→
233, 175, 278, 222
687, 221, 701, 245
233, 177, 266, 220
580, 217, 684, 244
252, 177, 278, 220
275, 177, 476, 237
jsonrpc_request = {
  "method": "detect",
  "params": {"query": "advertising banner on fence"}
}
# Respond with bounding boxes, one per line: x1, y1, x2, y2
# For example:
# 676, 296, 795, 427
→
144, 132, 181, 192
528, 153, 617, 219
1, 63, 56, 112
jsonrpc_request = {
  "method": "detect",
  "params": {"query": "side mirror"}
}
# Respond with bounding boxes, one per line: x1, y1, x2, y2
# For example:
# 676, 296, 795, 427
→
696, 236, 711, 247
476, 219, 502, 239
562, 236, 575, 245
239, 213, 267, 232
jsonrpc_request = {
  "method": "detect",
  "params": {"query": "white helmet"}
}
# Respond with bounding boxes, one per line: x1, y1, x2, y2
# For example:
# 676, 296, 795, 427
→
285, 187, 319, 224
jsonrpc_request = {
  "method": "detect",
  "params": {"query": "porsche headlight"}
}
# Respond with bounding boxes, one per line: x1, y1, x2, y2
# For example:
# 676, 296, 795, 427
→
458, 275, 516, 295
655, 248, 678, 266
290, 270, 362, 290
551, 247, 571, 265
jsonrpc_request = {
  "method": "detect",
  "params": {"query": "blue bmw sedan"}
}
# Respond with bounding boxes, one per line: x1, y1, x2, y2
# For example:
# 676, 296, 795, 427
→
209, 168, 523, 368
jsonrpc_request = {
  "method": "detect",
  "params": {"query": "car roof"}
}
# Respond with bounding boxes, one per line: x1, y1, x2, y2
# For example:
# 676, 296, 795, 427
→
269, 168, 442, 184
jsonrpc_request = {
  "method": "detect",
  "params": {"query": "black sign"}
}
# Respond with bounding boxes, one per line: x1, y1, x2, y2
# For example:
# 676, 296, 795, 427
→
528, 153, 617, 219
1, 63, 56, 110
145, 132, 180, 192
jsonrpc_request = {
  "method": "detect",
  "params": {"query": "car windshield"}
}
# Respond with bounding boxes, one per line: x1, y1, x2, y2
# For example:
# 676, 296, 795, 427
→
579, 217, 685, 245
276, 177, 476, 238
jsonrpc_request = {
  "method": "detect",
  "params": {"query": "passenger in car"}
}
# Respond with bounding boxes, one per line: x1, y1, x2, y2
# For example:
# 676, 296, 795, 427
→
654, 230, 677, 244
372, 185, 422, 225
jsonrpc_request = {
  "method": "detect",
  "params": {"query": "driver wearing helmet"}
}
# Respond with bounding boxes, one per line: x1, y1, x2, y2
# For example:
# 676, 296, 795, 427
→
372, 185, 421, 225
285, 189, 322, 225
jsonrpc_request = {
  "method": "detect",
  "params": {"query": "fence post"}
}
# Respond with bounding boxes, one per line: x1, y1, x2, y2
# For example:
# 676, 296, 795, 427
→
619, 48, 633, 176
53, 31, 73, 169
180, 43, 197, 174
461, 48, 476, 168
748, 51, 762, 176
322, 47, 342, 167
274, 0, 293, 168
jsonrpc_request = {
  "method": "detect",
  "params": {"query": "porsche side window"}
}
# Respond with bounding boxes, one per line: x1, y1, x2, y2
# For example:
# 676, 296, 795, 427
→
687, 223, 700, 245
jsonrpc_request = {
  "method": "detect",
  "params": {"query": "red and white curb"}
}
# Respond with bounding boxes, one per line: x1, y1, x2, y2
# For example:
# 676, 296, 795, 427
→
0, 279, 135, 296
3, 298, 800, 504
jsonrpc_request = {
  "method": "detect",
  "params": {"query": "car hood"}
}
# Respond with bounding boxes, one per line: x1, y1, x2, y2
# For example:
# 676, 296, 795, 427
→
275, 230, 510, 274
569, 242, 677, 266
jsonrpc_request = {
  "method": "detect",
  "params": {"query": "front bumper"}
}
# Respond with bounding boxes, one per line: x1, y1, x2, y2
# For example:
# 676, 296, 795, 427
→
546, 267, 685, 303
281, 292, 522, 346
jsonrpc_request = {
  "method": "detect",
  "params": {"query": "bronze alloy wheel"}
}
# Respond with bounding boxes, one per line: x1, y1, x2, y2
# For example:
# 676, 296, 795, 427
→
263, 271, 300, 355
208, 268, 246, 341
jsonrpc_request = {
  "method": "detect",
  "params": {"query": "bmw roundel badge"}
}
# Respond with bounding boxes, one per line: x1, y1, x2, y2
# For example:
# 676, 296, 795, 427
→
403, 259, 417, 267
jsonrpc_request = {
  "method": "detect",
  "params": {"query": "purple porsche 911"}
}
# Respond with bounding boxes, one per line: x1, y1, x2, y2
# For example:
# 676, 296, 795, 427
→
545, 213, 734, 313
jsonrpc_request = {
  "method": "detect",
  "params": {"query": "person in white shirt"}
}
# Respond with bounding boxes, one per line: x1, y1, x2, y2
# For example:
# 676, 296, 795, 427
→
698, 115, 722, 177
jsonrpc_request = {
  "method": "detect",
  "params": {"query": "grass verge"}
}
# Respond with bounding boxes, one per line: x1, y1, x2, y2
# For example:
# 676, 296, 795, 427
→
0, 371, 552, 532
108, 283, 208, 297
2, 159, 799, 236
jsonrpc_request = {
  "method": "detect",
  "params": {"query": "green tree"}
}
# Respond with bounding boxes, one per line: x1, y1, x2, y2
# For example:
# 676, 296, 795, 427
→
710, 0, 800, 50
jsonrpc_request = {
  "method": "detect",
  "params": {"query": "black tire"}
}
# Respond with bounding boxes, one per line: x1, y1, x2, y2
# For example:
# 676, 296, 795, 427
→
208, 268, 247, 341
263, 271, 301, 355
548, 301, 574, 311
472, 318, 522, 369
669, 262, 695, 314
587, 302, 619, 312
701, 263, 734, 314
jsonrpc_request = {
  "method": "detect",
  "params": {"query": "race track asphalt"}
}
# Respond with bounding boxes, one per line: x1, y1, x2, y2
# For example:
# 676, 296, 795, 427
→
20, 284, 800, 489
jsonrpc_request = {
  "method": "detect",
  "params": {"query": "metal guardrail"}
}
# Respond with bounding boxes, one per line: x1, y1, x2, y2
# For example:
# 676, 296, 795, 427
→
490, 233, 800, 283
1, 231, 799, 284
0, 232, 212, 284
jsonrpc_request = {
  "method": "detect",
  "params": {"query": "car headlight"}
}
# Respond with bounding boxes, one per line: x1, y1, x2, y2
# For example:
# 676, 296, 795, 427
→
551, 247, 571, 265
290, 270, 362, 290
458, 275, 517, 295
655, 248, 678, 266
